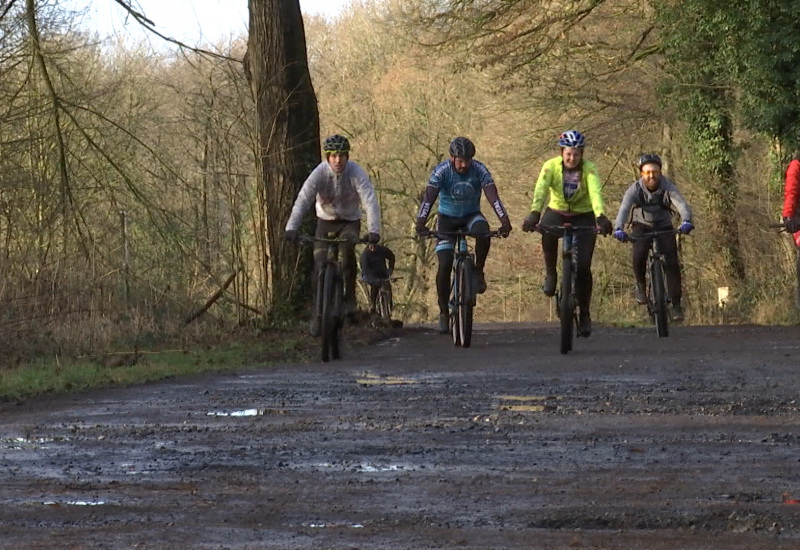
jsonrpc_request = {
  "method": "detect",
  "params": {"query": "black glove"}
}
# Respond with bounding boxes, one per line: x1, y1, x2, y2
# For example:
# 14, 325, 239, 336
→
365, 232, 380, 244
415, 219, 429, 237
522, 211, 541, 232
499, 220, 512, 238
596, 214, 612, 236
784, 216, 800, 234
285, 229, 298, 242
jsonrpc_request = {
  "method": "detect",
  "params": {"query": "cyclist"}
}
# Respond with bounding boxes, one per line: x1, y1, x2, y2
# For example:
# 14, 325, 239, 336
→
521, 130, 613, 337
782, 151, 800, 308
359, 243, 396, 316
612, 153, 693, 321
415, 136, 512, 334
284, 134, 381, 336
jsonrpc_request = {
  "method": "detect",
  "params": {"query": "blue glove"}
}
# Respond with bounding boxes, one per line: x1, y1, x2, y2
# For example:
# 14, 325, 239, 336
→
678, 221, 694, 235
613, 229, 628, 242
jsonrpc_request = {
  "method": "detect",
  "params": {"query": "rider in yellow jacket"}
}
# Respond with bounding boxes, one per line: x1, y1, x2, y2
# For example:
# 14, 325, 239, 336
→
521, 130, 612, 337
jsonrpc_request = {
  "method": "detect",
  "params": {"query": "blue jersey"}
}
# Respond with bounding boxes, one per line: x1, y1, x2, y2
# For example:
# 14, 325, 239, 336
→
427, 160, 494, 218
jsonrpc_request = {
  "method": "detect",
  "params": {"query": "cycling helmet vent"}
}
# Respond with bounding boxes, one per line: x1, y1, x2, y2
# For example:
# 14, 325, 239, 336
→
638, 153, 662, 169
448, 136, 476, 159
323, 134, 351, 154
557, 130, 585, 148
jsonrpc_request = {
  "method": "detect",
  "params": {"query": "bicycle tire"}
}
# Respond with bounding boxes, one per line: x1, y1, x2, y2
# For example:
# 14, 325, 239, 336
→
560, 255, 574, 354
331, 272, 343, 359
651, 257, 669, 337
451, 262, 462, 347
321, 265, 337, 362
458, 260, 474, 348
378, 283, 392, 320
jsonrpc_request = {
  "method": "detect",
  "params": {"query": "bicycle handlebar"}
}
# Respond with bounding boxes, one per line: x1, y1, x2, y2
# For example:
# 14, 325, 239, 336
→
534, 224, 599, 236
424, 229, 503, 239
297, 234, 367, 245
769, 222, 789, 231
626, 228, 680, 242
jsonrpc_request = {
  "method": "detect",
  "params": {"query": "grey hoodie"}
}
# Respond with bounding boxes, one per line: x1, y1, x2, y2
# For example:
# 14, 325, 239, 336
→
614, 175, 692, 229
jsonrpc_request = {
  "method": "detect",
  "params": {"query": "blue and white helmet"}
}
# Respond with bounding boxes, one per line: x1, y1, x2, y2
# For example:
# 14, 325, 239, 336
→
557, 130, 585, 149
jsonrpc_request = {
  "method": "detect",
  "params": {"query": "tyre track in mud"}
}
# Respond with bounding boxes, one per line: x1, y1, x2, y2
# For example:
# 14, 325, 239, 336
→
2, 323, 800, 549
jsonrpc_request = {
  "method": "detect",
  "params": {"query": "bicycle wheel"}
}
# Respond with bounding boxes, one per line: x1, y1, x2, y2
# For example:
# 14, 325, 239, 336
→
450, 265, 462, 347
458, 260, 475, 348
378, 283, 392, 320
320, 265, 338, 362
331, 272, 343, 359
559, 255, 574, 354
650, 256, 669, 338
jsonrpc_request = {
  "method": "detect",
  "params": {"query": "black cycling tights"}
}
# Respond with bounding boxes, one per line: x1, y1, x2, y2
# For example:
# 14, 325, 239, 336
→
540, 209, 596, 311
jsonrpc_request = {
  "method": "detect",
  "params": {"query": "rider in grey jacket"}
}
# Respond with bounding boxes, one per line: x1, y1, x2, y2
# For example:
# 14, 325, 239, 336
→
613, 153, 693, 321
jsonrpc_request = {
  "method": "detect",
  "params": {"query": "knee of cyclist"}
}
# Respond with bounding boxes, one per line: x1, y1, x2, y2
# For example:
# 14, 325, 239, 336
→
471, 219, 490, 234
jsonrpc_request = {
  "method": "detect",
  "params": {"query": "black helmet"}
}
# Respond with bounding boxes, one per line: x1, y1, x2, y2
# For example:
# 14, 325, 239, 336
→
449, 137, 476, 159
323, 134, 351, 154
638, 153, 662, 169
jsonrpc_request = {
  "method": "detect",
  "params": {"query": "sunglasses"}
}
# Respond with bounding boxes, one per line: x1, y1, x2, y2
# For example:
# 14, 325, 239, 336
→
641, 169, 661, 177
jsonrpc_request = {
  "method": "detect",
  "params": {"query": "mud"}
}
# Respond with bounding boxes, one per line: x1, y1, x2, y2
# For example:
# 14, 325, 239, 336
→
2, 323, 800, 549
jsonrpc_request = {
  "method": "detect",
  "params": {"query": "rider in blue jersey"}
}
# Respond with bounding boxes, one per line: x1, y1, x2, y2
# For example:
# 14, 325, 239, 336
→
415, 137, 512, 333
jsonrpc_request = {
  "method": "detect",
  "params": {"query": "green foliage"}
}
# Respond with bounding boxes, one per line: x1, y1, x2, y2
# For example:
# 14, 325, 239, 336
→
658, 0, 800, 150
0, 331, 313, 401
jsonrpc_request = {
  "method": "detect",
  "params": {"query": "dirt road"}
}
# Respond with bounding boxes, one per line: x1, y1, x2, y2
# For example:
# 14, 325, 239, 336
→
2, 322, 800, 549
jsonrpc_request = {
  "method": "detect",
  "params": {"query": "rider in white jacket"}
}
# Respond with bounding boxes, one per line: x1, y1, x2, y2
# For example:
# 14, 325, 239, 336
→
285, 134, 381, 335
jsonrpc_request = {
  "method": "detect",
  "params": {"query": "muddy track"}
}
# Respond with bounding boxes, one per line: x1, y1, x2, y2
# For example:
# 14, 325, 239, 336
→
2, 323, 800, 549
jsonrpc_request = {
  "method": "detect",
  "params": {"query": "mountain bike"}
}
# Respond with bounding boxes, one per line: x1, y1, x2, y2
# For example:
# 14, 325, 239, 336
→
537, 224, 598, 354
360, 275, 400, 320
429, 230, 501, 348
627, 229, 679, 338
299, 234, 363, 362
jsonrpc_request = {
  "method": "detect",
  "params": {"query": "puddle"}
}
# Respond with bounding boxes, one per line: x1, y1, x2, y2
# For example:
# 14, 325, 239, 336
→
2, 436, 58, 450
121, 463, 152, 476
496, 395, 561, 413
355, 463, 407, 472
303, 522, 364, 529
206, 409, 287, 417
376, 337, 401, 346
356, 372, 416, 386
500, 404, 547, 412
43, 501, 106, 506
314, 462, 415, 473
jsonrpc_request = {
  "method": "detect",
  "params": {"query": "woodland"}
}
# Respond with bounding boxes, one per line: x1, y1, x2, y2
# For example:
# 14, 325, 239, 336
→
1, 0, 798, 365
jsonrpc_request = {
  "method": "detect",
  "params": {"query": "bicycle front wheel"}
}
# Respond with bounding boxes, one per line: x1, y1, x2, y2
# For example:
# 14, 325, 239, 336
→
378, 283, 392, 320
320, 265, 340, 361
458, 260, 475, 348
559, 256, 574, 354
650, 257, 669, 338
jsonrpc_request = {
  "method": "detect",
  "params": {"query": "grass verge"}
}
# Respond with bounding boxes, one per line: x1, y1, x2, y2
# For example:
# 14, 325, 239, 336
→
0, 327, 315, 402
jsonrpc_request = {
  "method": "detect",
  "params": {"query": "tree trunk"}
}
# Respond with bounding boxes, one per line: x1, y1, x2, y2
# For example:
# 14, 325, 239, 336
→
247, 0, 319, 317
703, 109, 746, 284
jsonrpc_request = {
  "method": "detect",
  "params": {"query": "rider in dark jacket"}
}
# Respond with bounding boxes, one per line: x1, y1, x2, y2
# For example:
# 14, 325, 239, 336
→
360, 244, 396, 314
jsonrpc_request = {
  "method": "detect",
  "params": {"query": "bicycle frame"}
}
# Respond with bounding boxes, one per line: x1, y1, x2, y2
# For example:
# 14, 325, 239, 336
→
299, 233, 360, 362
628, 229, 677, 337
428, 229, 500, 348
537, 224, 597, 354
361, 276, 399, 320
